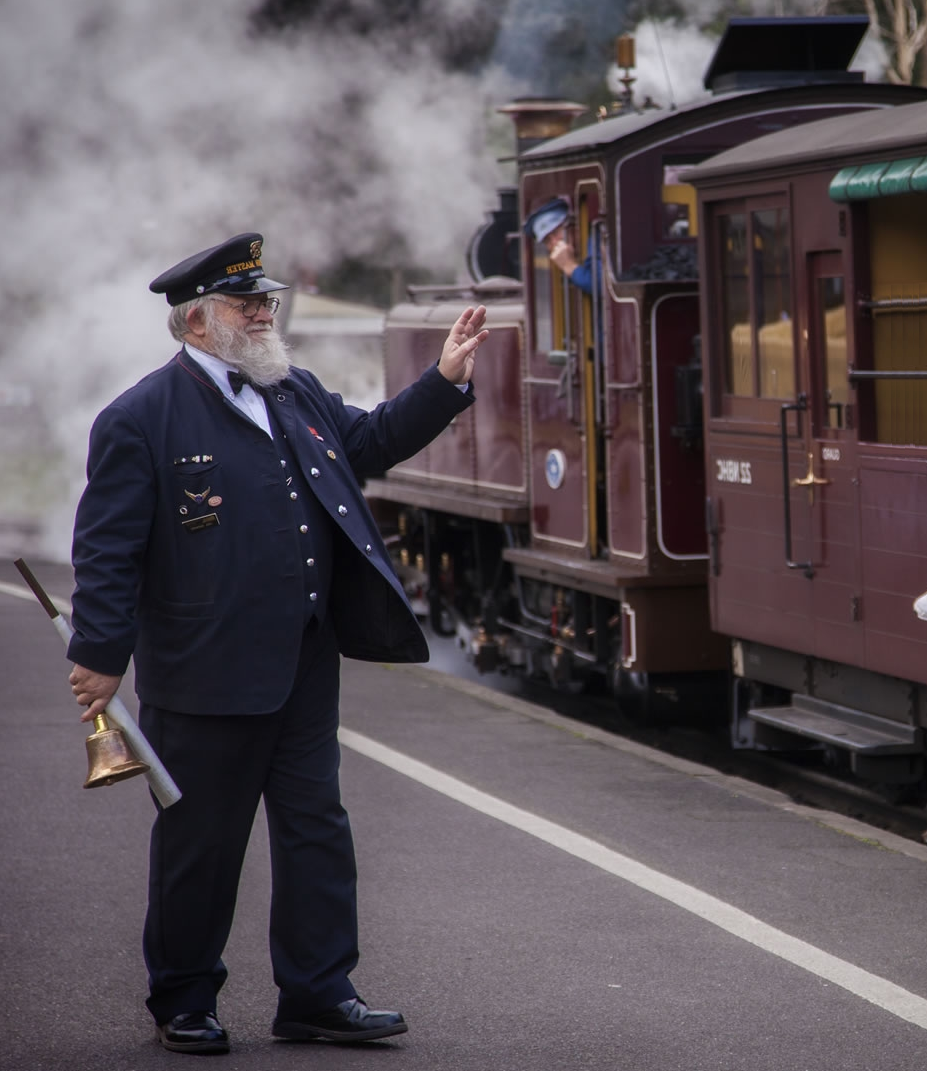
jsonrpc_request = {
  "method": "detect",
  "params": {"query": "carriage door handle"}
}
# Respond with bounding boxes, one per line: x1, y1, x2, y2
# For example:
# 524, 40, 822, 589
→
791, 452, 830, 506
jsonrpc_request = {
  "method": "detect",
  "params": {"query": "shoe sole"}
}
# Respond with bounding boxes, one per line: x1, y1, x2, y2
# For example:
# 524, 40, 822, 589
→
156, 1032, 231, 1054
273, 1020, 408, 1042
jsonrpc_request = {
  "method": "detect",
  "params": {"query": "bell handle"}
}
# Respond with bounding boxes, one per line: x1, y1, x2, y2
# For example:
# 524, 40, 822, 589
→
13, 558, 182, 808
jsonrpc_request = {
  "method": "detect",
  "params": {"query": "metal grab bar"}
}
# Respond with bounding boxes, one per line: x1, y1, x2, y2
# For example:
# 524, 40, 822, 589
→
780, 394, 814, 578
858, 297, 927, 311
590, 221, 606, 427
705, 496, 720, 578
561, 271, 576, 422
848, 369, 927, 381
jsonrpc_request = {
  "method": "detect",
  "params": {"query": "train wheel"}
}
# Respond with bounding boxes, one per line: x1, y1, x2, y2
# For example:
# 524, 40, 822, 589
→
610, 664, 653, 720
428, 588, 456, 637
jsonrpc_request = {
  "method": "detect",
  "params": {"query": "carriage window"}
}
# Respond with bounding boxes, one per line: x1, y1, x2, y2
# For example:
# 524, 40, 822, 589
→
818, 276, 847, 430
754, 208, 793, 400
866, 194, 927, 446
662, 164, 698, 239
532, 246, 554, 355
715, 203, 794, 403
531, 231, 572, 360
719, 213, 750, 394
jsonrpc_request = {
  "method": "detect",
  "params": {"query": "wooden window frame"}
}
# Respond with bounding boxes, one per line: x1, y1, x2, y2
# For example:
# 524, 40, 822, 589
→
706, 192, 797, 428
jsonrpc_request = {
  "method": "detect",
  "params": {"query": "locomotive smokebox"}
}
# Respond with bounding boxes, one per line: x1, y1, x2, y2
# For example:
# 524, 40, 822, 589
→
467, 187, 520, 281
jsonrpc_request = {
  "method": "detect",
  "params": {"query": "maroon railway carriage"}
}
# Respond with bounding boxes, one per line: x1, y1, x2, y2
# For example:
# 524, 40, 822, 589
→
689, 99, 927, 785
364, 17, 927, 722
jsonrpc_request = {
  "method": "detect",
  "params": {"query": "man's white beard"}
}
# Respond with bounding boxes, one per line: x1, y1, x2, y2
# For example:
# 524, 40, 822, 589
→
205, 304, 292, 387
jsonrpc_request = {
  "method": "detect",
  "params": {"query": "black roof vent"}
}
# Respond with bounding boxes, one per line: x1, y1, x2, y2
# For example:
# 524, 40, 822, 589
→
704, 16, 869, 93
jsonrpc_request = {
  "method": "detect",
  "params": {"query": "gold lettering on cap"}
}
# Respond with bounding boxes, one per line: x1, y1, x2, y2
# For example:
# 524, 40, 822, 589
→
226, 260, 257, 275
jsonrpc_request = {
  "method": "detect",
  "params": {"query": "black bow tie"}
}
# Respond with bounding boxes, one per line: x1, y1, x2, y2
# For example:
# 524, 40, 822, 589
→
228, 370, 255, 395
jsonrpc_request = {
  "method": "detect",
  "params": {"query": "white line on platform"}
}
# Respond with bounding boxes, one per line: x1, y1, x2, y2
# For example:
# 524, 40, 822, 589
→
5, 573, 922, 1029
0, 581, 71, 615
341, 727, 927, 1032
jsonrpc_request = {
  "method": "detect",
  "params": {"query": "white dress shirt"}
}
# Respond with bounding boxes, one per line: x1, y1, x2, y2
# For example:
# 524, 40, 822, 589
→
184, 344, 273, 438
185, 344, 470, 441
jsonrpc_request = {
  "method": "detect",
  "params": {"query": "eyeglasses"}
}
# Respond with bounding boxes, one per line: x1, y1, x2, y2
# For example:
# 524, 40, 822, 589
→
213, 295, 281, 318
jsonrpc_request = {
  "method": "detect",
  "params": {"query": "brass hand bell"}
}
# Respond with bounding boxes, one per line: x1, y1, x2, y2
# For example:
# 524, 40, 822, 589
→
84, 713, 150, 789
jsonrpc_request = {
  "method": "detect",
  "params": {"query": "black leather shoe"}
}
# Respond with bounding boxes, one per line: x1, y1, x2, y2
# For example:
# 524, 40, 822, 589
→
155, 1011, 230, 1054
272, 997, 408, 1042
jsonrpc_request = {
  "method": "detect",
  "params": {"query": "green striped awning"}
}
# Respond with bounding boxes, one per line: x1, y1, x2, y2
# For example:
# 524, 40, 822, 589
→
829, 157, 927, 202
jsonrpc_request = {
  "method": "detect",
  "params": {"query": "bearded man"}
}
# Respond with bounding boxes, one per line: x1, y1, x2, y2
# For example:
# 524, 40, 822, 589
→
66, 233, 487, 1055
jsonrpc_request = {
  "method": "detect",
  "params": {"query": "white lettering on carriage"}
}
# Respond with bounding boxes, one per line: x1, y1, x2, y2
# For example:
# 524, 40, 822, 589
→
716, 459, 752, 484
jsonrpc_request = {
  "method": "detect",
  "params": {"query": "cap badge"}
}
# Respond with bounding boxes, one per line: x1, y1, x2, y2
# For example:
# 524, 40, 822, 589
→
250, 239, 263, 259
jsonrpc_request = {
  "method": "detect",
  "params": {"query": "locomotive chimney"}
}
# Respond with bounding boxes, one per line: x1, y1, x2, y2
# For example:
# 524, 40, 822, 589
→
496, 98, 587, 154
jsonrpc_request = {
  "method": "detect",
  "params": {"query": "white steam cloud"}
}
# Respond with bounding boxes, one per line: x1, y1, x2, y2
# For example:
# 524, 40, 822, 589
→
0, 0, 514, 561
0, 0, 891, 562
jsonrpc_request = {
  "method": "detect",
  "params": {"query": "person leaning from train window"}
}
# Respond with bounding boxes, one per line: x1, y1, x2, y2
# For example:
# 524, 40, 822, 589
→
524, 196, 597, 296
65, 232, 488, 1056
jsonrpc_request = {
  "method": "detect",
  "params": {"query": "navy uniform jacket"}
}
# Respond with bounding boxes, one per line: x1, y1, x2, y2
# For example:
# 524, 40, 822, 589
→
68, 348, 473, 716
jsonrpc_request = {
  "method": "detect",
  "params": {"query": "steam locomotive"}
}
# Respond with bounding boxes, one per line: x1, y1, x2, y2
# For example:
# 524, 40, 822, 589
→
364, 16, 927, 790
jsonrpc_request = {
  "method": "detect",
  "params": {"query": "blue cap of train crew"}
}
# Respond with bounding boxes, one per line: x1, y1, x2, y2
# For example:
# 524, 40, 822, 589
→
149, 232, 290, 307
524, 197, 570, 244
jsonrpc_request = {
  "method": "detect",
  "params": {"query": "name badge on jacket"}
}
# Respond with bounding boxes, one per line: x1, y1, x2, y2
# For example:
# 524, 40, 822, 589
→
182, 512, 220, 533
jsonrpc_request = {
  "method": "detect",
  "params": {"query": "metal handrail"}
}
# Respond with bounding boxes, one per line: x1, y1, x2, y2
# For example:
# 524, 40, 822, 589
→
780, 394, 814, 578
848, 369, 927, 381
561, 270, 576, 422
858, 297, 927, 311
590, 221, 607, 426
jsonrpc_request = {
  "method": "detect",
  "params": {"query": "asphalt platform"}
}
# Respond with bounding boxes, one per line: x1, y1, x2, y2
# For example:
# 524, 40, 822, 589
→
3, 558, 927, 1071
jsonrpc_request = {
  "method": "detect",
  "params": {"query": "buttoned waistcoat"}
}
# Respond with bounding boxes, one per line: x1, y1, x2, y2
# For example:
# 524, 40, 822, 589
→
68, 349, 473, 715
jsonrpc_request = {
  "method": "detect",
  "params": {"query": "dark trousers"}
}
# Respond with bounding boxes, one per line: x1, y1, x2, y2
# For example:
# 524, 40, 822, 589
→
139, 620, 358, 1024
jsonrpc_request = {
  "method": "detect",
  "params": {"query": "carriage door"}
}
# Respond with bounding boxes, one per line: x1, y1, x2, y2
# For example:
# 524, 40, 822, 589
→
528, 183, 605, 555
577, 185, 608, 558
797, 252, 863, 663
